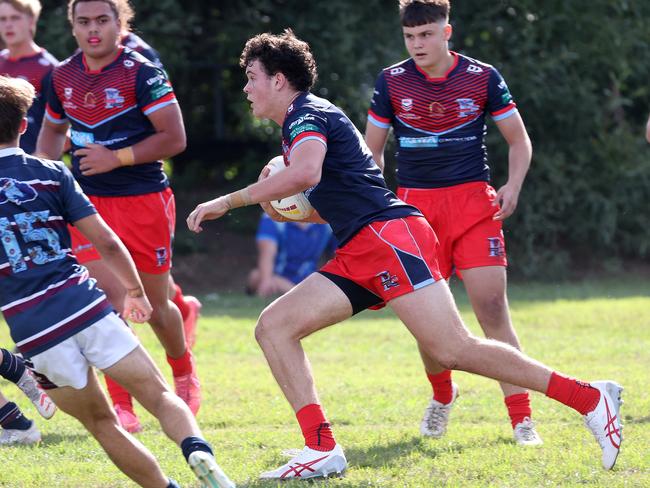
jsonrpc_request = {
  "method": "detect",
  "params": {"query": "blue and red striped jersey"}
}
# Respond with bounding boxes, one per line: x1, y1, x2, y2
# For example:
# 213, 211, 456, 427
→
45, 48, 177, 196
0, 49, 59, 154
368, 53, 518, 188
0, 147, 112, 358
281, 92, 420, 246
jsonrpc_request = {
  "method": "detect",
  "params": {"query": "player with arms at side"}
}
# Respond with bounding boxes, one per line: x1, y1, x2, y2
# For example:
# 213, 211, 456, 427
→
188, 30, 624, 478
35, 0, 201, 431
0, 0, 57, 155
0, 75, 234, 488
365, 0, 541, 444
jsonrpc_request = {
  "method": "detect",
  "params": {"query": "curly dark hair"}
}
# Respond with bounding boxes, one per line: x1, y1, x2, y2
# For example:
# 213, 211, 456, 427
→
399, 0, 450, 27
239, 29, 318, 92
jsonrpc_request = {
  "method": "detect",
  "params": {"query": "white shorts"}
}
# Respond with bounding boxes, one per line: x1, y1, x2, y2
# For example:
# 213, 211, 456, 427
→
29, 312, 140, 390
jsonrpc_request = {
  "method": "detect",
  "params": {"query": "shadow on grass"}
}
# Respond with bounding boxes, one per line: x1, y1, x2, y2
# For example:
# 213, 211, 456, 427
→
41, 432, 92, 445
240, 435, 514, 487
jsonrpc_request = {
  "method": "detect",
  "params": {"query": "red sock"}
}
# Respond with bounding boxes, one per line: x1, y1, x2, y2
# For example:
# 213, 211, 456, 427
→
167, 349, 193, 377
427, 370, 453, 404
105, 375, 133, 410
296, 404, 336, 452
546, 371, 600, 415
504, 392, 532, 428
171, 284, 190, 322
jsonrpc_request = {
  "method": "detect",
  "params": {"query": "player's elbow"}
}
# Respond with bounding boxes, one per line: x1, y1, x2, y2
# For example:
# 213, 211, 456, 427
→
169, 133, 187, 156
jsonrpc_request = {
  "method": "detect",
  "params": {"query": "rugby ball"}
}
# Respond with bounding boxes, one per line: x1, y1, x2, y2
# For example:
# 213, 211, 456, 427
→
266, 156, 314, 221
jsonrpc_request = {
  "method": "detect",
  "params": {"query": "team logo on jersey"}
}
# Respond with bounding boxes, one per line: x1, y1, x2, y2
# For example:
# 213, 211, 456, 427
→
104, 88, 125, 109
63, 87, 77, 109
0, 178, 37, 206
467, 64, 483, 74
428, 101, 445, 117
390, 67, 405, 76
457, 98, 479, 118
377, 270, 399, 291
287, 103, 294, 114
487, 237, 505, 257
401, 98, 413, 112
123, 59, 135, 68
70, 130, 95, 148
83, 92, 97, 108
155, 247, 168, 267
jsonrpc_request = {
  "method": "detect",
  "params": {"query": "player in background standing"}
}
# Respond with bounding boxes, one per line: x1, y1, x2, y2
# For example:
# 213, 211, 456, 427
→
35, 0, 201, 433
0, 0, 57, 154
187, 30, 623, 478
365, 0, 541, 444
0, 75, 234, 488
0, 0, 57, 446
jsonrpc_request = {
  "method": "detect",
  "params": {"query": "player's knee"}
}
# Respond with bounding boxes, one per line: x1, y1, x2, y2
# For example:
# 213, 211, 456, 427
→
254, 308, 280, 346
475, 294, 509, 326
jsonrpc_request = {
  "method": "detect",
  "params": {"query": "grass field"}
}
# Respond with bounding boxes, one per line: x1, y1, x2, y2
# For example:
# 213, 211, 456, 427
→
1, 278, 649, 487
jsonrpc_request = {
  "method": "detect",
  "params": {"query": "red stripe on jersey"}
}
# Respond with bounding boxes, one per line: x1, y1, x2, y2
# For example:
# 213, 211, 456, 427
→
46, 104, 64, 120
368, 109, 390, 124
290, 131, 327, 150
491, 103, 517, 117
141, 92, 176, 114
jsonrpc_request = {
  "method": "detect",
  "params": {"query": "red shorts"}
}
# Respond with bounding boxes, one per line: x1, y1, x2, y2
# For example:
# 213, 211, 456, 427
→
69, 188, 175, 274
319, 216, 442, 313
397, 182, 507, 279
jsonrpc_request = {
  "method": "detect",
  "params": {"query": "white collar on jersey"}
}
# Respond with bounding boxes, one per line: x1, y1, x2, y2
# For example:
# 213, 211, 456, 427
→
0, 147, 24, 158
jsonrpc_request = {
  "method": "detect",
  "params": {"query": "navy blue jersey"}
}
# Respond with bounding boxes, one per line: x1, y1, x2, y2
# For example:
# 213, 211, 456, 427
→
45, 48, 177, 196
368, 53, 518, 188
282, 93, 420, 246
256, 213, 336, 283
0, 49, 58, 154
121, 33, 163, 69
0, 148, 112, 358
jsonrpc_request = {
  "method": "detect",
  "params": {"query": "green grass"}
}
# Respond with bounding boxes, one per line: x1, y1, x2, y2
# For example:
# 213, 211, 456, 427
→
1, 278, 649, 487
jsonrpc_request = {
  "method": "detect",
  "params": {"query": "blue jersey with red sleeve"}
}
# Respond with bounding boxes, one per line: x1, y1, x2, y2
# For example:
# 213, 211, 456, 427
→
0, 49, 58, 154
45, 48, 177, 196
0, 147, 112, 358
282, 93, 420, 246
368, 52, 518, 188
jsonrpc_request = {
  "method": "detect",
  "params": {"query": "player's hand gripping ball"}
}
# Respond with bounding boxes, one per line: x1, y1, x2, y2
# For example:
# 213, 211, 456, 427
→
266, 155, 314, 220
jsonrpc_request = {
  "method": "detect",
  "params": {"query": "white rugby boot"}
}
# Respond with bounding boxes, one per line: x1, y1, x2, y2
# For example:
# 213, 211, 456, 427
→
513, 417, 543, 446
0, 421, 41, 446
16, 370, 56, 420
420, 382, 459, 438
584, 380, 623, 470
260, 444, 347, 480
188, 450, 236, 488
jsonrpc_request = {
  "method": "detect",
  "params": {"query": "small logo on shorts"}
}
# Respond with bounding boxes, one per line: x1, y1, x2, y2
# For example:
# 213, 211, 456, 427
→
155, 247, 168, 267
377, 271, 399, 291
487, 237, 505, 257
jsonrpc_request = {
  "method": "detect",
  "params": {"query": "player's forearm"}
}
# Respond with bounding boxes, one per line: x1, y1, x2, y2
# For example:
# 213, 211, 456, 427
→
127, 130, 186, 165
94, 235, 145, 294
246, 169, 319, 206
506, 138, 532, 190
35, 126, 67, 159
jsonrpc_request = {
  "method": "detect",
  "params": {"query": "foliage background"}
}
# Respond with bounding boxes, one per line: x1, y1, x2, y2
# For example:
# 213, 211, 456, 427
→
36, 0, 650, 279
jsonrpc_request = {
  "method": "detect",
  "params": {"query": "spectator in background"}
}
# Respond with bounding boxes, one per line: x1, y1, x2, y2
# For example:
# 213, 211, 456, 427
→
248, 213, 336, 297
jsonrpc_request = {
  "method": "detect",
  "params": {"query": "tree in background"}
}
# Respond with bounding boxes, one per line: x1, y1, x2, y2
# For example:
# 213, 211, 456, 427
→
36, 0, 650, 278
